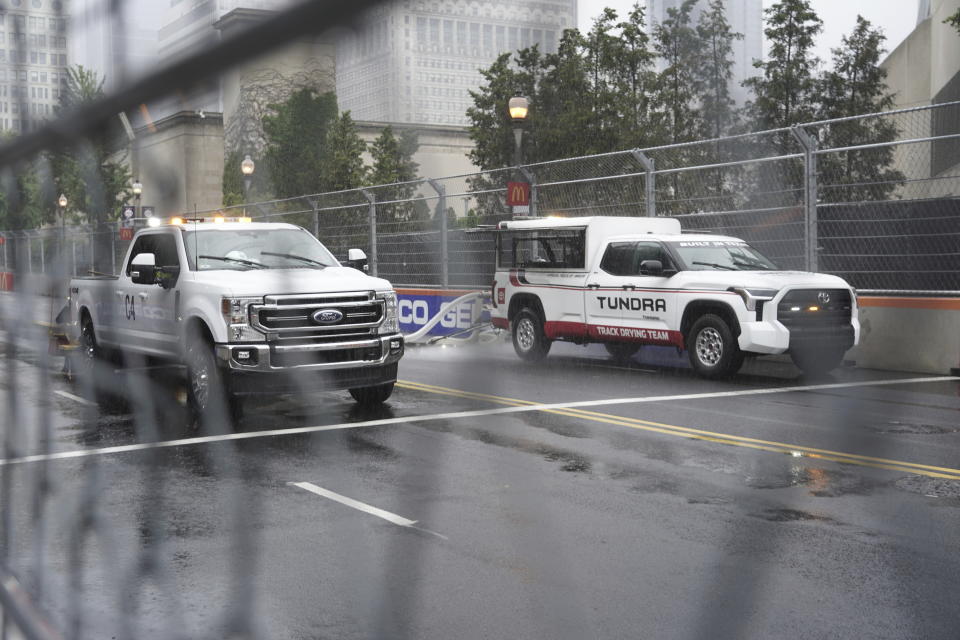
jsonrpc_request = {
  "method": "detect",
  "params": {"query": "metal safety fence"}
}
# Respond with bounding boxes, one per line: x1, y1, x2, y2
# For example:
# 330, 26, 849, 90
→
7, 101, 956, 294
1, 0, 959, 636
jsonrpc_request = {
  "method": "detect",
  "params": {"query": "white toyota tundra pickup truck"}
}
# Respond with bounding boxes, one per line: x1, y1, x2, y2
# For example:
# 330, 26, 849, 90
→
66, 217, 404, 424
489, 216, 859, 378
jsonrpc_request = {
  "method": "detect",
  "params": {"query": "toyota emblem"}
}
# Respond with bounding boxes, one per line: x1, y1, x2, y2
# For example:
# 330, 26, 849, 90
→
312, 309, 344, 325
817, 291, 831, 305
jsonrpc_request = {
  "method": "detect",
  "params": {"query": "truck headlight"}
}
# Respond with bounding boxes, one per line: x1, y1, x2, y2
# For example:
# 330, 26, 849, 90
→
729, 287, 779, 312
377, 291, 399, 334
221, 296, 264, 341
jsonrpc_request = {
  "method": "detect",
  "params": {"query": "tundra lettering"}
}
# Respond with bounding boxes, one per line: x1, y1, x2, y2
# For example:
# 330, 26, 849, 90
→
597, 296, 666, 312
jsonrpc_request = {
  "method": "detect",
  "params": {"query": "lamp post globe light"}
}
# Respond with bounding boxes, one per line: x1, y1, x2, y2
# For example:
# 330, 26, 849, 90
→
508, 96, 529, 168
241, 154, 255, 205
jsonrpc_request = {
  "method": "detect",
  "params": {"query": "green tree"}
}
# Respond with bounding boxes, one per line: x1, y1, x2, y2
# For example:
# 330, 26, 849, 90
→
322, 111, 367, 192
946, 9, 960, 33
652, 0, 702, 145
744, 0, 823, 133
817, 15, 904, 201
696, 0, 741, 140
50, 65, 132, 228
610, 4, 659, 148
221, 150, 245, 207
261, 88, 338, 198
368, 126, 422, 227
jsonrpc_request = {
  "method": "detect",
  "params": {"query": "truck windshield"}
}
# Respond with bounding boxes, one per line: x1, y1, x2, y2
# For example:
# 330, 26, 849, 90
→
182, 228, 338, 271
667, 240, 779, 271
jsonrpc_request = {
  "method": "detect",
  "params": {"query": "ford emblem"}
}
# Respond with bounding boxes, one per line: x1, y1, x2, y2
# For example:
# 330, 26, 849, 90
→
817, 291, 831, 304
312, 309, 344, 325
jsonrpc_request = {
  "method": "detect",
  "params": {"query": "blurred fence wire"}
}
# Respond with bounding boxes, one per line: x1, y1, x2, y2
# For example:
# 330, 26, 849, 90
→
1, 0, 959, 636
4, 101, 957, 294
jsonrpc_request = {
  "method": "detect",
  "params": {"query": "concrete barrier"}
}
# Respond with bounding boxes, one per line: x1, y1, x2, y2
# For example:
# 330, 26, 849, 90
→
851, 297, 960, 375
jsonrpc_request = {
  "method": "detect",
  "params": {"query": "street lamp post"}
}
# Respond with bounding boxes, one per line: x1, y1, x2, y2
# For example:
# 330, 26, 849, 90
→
241, 154, 255, 213
132, 180, 142, 219
58, 193, 67, 275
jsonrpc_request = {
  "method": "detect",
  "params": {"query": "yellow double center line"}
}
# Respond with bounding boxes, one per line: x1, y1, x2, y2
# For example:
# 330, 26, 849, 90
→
396, 380, 960, 481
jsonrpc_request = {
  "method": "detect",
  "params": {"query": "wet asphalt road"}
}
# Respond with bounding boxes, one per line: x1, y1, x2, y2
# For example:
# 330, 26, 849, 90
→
2, 325, 960, 639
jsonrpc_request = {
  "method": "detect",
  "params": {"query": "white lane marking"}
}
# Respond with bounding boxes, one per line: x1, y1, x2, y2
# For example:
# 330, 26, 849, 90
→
53, 390, 96, 406
289, 481, 417, 527
0, 375, 956, 467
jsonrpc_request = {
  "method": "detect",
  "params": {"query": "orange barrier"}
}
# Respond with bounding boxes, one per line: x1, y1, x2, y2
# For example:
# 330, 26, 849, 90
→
0, 272, 13, 292
859, 296, 960, 311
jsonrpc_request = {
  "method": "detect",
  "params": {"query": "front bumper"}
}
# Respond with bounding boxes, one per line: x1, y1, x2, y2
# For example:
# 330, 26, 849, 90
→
214, 334, 404, 373
738, 317, 860, 354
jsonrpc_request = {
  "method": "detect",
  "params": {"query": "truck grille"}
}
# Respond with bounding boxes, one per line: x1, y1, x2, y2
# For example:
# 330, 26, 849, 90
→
271, 343, 383, 368
251, 291, 383, 339
777, 289, 852, 332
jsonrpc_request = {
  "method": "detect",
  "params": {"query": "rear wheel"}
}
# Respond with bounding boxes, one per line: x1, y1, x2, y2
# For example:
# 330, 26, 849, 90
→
349, 382, 395, 406
73, 318, 125, 410
604, 342, 640, 362
686, 314, 744, 379
790, 347, 846, 377
511, 308, 551, 362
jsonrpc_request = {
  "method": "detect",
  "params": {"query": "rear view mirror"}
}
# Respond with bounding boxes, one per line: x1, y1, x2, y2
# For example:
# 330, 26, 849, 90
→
131, 253, 156, 285
345, 248, 369, 272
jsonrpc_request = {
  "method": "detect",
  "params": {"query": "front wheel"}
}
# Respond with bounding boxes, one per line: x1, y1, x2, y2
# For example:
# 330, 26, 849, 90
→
686, 314, 744, 379
185, 338, 231, 432
511, 308, 551, 362
349, 382, 395, 406
790, 347, 846, 377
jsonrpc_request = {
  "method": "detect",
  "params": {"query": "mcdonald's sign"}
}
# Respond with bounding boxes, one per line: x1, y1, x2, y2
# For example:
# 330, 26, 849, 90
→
119, 227, 134, 241
506, 181, 530, 206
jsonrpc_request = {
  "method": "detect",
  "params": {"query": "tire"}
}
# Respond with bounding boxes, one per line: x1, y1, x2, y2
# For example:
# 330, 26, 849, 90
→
184, 336, 231, 432
73, 317, 124, 411
604, 342, 640, 362
349, 382, 395, 406
686, 314, 744, 379
790, 347, 845, 377
511, 308, 551, 362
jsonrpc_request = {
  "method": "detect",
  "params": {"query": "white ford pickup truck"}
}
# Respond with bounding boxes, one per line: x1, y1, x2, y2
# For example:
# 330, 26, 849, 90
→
66, 218, 404, 424
489, 216, 859, 378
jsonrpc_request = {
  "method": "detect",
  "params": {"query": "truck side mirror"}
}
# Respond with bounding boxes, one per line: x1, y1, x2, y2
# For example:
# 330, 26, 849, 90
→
345, 248, 369, 272
639, 259, 663, 276
131, 253, 156, 285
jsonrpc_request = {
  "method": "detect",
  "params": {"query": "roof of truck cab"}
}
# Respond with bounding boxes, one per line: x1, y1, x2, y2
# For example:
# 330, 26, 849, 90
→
498, 216, 682, 235
159, 222, 302, 231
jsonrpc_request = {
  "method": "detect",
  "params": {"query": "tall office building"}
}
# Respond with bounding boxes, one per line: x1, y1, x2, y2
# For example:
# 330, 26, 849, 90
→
646, 0, 762, 105
0, 0, 70, 134
69, 0, 166, 90
337, 0, 578, 126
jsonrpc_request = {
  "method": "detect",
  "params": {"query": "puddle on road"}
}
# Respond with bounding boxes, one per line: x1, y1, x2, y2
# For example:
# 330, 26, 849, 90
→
866, 421, 960, 435
752, 508, 835, 523
894, 476, 960, 501
745, 465, 879, 497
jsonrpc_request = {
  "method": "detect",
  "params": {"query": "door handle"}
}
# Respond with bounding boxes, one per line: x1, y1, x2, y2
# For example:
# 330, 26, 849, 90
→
622, 285, 636, 291
587, 283, 600, 289
138, 292, 149, 300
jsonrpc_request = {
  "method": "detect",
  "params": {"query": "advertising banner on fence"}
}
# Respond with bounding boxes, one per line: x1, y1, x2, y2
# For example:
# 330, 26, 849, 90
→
396, 288, 488, 337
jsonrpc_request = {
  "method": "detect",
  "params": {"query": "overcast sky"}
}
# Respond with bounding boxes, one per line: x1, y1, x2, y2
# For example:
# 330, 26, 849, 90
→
577, 0, 918, 67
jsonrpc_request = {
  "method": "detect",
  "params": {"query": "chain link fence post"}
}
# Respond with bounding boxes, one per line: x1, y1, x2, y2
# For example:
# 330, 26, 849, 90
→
427, 179, 448, 288
361, 190, 378, 277
307, 197, 319, 239
792, 126, 819, 272
632, 150, 656, 217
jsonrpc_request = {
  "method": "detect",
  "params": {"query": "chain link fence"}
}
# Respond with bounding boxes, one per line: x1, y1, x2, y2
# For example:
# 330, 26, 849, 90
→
8, 101, 956, 294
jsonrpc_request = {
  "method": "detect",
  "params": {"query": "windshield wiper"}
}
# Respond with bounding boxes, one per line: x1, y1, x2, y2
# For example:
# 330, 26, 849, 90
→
260, 251, 330, 268
198, 254, 266, 269
732, 259, 773, 270
692, 261, 737, 271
